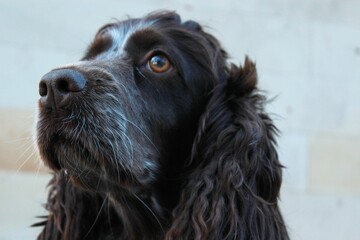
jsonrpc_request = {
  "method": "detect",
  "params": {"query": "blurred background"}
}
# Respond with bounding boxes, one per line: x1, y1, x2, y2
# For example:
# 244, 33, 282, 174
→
0, 0, 359, 239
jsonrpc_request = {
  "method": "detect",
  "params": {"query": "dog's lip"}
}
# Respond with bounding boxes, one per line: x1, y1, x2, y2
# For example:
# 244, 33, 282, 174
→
40, 135, 143, 189
63, 169, 78, 181
62, 169, 84, 187
62, 166, 135, 191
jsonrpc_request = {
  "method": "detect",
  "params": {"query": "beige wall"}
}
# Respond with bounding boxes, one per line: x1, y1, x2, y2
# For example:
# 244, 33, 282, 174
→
0, 108, 47, 172
1, 0, 359, 195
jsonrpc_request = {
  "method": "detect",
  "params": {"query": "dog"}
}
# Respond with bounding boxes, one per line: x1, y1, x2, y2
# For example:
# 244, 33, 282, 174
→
34, 11, 289, 239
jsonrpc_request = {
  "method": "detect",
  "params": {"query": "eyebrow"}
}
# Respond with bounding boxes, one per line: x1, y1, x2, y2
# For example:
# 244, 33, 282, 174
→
126, 29, 168, 52
83, 35, 113, 60
96, 23, 117, 36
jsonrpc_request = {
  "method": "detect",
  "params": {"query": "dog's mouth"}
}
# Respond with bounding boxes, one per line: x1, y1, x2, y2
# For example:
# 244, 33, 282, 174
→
38, 131, 129, 188
43, 135, 96, 172
37, 124, 151, 192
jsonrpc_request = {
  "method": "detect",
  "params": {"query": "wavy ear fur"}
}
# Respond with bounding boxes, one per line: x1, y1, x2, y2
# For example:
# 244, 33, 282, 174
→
166, 58, 289, 240
35, 172, 120, 240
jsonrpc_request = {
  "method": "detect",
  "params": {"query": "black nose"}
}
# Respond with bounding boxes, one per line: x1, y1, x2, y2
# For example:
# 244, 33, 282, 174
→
39, 69, 86, 109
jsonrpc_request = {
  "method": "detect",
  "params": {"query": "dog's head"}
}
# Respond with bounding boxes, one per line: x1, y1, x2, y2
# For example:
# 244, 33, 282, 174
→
36, 12, 227, 191
36, 12, 288, 239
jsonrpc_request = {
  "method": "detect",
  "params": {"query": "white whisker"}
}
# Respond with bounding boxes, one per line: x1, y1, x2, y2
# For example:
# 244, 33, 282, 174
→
122, 117, 159, 154
84, 195, 109, 238
15, 149, 36, 174
132, 193, 165, 235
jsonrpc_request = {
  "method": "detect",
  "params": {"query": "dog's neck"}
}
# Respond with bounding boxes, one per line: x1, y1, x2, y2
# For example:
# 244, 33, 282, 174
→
106, 129, 199, 239
108, 188, 167, 239
105, 101, 208, 239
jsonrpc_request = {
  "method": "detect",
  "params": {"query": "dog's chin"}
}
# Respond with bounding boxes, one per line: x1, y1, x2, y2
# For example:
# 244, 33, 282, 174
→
60, 167, 126, 192
63, 167, 150, 194
39, 141, 154, 193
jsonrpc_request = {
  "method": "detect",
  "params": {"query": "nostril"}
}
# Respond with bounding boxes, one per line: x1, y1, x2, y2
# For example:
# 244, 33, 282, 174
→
55, 72, 86, 93
56, 79, 70, 93
39, 69, 87, 109
39, 81, 48, 97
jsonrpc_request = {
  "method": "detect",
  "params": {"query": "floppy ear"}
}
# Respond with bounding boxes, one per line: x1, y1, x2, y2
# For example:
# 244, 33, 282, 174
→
34, 172, 116, 240
166, 58, 288, 239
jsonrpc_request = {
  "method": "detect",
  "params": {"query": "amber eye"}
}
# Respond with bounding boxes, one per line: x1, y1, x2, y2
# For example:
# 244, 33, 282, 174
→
147, 55, 171, 73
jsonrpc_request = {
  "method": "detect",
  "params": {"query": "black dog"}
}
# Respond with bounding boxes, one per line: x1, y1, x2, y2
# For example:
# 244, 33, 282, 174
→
35, 11, 289, 239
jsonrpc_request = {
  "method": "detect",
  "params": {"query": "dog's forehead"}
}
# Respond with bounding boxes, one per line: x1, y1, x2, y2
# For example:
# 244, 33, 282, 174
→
101, 17, 170, 57
62, 15, 182, 68
59, 19, 160, 69
99, 14, 185, 56
108, 19, 152, 49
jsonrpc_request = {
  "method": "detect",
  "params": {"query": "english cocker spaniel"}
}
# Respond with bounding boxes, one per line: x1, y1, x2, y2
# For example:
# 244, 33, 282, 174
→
34, 11, 289, 240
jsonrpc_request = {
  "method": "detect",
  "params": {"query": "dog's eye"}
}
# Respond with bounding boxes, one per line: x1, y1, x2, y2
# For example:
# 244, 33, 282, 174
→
147, 55, 171, 73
